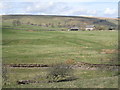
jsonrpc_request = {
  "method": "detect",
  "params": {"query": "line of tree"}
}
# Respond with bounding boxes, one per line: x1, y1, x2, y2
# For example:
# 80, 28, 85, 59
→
12, 20, 21, 26
22, 20, 117, 30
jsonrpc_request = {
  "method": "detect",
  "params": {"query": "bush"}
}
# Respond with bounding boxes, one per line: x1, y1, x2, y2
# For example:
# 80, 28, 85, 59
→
65, 59, 76, 65
47, 63, 75, 82
12, 20, 21, 26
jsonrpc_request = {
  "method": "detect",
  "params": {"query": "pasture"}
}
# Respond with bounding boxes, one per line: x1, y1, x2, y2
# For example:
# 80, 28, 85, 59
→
2, 27, 118, 88
2, 23, 118, 88
2, 26, 118, 65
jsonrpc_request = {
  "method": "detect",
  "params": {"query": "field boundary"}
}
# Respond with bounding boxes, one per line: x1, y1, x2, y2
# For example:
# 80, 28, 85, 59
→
4, 62, 119, 70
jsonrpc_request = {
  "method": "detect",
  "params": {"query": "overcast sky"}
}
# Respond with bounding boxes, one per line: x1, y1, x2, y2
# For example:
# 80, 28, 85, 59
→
0, 0, 119, 18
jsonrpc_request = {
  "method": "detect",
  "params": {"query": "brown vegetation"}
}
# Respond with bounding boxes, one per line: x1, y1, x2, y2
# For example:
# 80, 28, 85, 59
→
101, 49, 118, 54
65, 59, 76, 65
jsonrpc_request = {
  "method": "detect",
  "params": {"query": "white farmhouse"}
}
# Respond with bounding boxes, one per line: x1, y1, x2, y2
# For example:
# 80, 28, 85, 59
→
85, 25, 95, 31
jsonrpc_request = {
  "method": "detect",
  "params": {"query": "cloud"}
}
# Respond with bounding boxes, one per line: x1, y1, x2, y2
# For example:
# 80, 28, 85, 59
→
0, 2, 10, 10
25, 2, 55, 12
65, 8, 97, 16
104, 8, 117, 15
87, 10, 96, 14
23, 2, 71, 15
0, 3, 4, 9
2, 0, 119, 2
0, 1, 118, 18
23, 2, 97, 16
0, 2, 12, 14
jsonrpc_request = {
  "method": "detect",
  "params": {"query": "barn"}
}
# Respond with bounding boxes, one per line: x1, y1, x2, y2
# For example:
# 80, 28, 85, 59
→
68, 27, 79, 31
108, 27, 115, 30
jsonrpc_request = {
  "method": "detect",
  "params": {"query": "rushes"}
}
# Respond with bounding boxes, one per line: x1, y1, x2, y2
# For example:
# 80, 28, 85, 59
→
47, 63, 76, 82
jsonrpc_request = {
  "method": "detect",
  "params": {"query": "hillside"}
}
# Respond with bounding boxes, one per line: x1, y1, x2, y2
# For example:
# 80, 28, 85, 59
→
2, 15, 119, 88
2, 15, 118, 30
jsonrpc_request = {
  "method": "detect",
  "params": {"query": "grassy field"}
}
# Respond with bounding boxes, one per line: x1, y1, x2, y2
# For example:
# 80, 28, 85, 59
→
3, 68, 118, 88
3, 26, 118, 65
2, 15, 119, 88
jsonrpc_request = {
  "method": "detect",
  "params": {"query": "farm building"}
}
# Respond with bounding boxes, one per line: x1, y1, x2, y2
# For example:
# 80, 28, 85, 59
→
68, 27, 79, 31
85, 25, 95, 31
108, 27, 115, 30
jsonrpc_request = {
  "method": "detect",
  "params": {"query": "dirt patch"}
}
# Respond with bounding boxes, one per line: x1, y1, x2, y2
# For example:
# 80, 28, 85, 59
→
72, 62, 119, 71
101, 49, 118, 54
65, 59, 76, 64
27, 30, 34, 32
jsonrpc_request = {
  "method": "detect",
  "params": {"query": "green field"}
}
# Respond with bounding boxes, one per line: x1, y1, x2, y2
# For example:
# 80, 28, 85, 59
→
3, 27, 118, 65
2, 15, 119, 88
3, 68, 118, 88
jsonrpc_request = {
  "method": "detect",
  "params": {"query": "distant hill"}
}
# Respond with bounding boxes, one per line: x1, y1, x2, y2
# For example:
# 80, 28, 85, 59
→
2, 15, 118, 30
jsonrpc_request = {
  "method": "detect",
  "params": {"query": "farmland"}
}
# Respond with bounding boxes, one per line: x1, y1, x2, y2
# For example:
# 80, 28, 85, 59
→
2, 15, 119, 88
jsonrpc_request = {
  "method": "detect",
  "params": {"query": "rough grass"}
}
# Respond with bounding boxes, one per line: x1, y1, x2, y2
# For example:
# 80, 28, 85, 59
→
3, 68, 118, 88
2, 26, 118, 65
2, 25, 118, 88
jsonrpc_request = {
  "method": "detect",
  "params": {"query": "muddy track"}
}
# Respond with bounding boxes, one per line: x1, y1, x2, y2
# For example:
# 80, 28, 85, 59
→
73, 62, 119, 70
4, 62, 120, 69
17, 80, 48, 84
75, 62, 120, 67
4, 64, 49, 67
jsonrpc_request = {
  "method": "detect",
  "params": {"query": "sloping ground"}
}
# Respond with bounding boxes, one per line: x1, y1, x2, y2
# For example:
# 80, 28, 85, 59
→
2, 15, 118, 30
2, 15, 118, 88
2, 26, 118, 65
3, 67, 118, 88
75, 76, 118, 88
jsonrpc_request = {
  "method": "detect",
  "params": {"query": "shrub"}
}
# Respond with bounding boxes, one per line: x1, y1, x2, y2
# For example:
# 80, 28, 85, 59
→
65, 59, 76, 65
47, 63, 75, 82
12, 20, 21, 26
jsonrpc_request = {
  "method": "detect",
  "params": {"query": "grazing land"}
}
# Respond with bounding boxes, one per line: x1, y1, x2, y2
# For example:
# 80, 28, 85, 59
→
2, 15, 119, 88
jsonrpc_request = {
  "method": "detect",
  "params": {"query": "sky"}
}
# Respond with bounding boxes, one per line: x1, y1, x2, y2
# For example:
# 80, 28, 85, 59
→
0, 0, 119, 18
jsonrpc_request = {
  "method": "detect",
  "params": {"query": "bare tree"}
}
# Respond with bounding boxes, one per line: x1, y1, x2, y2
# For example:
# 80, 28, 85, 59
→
12, 20, 21, 26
